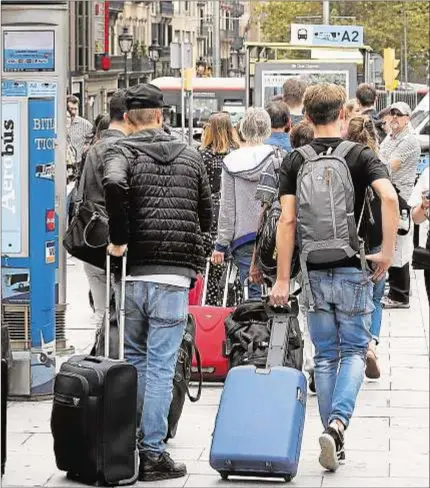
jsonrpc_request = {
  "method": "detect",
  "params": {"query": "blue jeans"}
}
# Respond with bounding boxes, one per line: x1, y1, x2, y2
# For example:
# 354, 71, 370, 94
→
115, 280, 188, 455
304, 268, 374, 429
232, 242, 260, 299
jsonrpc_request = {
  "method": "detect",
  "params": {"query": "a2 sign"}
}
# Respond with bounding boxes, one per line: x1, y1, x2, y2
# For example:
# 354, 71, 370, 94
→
291, 24, 364, 48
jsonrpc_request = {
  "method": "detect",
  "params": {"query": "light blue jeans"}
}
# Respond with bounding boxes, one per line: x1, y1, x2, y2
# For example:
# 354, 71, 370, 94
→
304, 268, 374, 429
232, 242, 261, 299
115, 280, 188, 455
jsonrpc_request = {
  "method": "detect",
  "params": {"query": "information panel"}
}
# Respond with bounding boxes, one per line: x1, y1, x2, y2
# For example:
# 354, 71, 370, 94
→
254, 62, 357, 107
3, 30, 55, 72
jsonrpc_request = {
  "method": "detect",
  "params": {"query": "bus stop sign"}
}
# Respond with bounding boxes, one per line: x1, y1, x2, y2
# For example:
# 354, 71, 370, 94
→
291, 24, 364, 48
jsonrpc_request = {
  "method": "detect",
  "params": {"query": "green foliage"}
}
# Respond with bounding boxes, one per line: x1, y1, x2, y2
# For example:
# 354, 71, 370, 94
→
254, 1, 429, 82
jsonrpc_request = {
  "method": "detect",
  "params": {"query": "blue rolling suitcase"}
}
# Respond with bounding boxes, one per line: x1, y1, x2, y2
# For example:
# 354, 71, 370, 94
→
209, 300, 307, 482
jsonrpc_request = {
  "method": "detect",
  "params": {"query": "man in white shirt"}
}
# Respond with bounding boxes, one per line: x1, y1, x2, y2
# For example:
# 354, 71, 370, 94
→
379, 102, 421, 308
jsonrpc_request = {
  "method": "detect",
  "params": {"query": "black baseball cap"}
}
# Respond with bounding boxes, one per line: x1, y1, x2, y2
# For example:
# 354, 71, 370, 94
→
125, 83, 168, 110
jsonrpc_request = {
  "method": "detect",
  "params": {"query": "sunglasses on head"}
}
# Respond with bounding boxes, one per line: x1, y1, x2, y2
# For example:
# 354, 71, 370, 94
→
390, 109, 405, 117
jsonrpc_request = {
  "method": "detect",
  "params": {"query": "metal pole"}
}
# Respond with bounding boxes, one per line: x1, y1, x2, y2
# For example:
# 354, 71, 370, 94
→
323, 1, 330, 24
245, 46, 250, 108
181, 42, 186, 141
188, 91, 193, 146
403, 4, 408, 84
213, 0, 221, 77
124, 52, 128, 88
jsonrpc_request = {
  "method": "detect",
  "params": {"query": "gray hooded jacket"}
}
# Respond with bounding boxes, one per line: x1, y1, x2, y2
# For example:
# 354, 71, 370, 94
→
215, 145, 274, 252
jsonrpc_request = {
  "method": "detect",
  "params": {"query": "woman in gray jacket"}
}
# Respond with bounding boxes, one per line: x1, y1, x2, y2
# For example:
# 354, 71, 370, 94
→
211, 107, 273, 298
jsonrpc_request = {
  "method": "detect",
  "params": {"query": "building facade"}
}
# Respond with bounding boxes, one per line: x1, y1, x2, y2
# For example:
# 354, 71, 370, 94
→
68, 1, 247, 120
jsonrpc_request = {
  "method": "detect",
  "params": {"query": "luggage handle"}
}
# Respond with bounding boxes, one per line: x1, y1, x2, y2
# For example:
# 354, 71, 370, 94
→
105, 250, 127, 360
83, 356, 104, 363
201, 257, 232, 308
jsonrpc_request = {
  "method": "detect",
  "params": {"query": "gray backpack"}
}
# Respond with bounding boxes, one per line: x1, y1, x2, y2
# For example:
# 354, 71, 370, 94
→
295, 141, 367, 310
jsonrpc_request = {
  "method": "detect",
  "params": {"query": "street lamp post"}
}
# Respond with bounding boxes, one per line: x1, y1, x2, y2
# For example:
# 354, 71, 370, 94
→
118, 26, 133, 88
148, 40, 161, 80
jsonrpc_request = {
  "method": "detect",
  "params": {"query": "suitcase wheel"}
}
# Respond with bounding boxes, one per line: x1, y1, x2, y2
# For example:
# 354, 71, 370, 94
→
284, 475, 293, 483
220, 472, 229, 481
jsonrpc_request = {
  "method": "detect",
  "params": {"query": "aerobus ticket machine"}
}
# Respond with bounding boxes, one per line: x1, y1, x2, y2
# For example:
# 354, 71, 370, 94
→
1, 1, 68, 397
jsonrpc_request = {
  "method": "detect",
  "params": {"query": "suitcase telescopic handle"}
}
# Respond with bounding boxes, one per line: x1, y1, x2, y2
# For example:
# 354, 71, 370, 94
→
105, 250, 127, 360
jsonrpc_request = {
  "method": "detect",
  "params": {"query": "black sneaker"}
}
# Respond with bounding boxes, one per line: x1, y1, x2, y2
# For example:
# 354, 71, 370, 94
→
318, 426, 345, 472
308, 371, 316, 394
139, 451, 187, 482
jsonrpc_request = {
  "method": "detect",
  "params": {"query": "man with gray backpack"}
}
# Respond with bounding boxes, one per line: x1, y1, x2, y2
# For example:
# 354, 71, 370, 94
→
270, 83, 399, 473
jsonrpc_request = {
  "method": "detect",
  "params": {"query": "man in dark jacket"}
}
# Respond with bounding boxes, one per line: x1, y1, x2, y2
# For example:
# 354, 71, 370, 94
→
103, 83, 212, 482
80, 90, 131, 330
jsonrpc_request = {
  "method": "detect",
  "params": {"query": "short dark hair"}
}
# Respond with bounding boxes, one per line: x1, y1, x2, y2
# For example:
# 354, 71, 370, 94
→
109, 90, 127, 122
282, 78, 307, 108
265, 101, 291, 130
290, 121, 314, 148
303, 83, 346, 126
95, 114, 110, 137
67, 95, 79, 105
356, 83, 377, 108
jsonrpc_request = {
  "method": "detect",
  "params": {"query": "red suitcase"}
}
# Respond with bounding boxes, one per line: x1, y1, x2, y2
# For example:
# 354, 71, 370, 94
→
189, 274, 204, 306
190, 259, 234, 382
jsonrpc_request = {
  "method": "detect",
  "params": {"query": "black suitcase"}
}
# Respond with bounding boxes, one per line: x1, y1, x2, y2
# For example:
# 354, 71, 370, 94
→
51, 253, 138, 486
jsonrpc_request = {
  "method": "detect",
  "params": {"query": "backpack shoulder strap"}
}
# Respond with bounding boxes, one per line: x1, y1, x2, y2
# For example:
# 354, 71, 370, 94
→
333, 140, 359, 159
295, 144, 318, 162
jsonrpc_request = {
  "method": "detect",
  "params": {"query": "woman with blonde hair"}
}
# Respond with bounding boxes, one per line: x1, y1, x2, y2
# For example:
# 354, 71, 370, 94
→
341, 98, 361, 137
199, 112, 240, 305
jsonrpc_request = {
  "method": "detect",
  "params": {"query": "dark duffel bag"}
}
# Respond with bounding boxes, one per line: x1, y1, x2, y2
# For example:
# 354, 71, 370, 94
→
63, 199, 109, 270
63, 160, 108, 270
224, 295, 303, 371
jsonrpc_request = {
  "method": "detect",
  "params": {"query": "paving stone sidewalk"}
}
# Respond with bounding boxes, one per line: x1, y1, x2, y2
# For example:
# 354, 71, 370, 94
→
2, 257, 429, 488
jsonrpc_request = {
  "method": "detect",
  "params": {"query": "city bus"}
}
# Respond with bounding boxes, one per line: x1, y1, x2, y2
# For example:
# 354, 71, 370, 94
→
151, 77, 246, 129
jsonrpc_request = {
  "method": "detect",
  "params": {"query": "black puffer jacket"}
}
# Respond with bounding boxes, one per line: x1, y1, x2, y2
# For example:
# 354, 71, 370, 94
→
103, 129, 213, 277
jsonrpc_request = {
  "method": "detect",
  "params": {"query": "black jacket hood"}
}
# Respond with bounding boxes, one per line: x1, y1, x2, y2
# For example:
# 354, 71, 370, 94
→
123, 128, 187, 164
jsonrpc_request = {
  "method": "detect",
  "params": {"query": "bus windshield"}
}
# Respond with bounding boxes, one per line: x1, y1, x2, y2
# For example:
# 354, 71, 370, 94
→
222, 104, 245, 124
189, 98, 218, 127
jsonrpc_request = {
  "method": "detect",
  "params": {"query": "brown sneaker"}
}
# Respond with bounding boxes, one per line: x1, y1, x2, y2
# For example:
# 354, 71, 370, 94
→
365, 344, 381, 379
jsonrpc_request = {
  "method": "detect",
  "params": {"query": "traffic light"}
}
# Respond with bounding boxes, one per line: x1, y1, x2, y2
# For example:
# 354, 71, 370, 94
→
383, 48, 400, 91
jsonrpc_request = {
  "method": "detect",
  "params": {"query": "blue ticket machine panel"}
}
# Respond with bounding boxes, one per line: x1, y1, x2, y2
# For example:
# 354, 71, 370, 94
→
1, 3, 68, 397
2, 84, 58, 395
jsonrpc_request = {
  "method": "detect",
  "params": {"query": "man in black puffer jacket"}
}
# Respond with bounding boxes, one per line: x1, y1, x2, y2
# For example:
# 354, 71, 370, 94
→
103, 83, 212, 483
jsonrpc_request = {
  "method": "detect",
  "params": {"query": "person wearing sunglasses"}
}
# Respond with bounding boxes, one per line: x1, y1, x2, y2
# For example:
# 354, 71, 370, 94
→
379, 102, 421, 309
